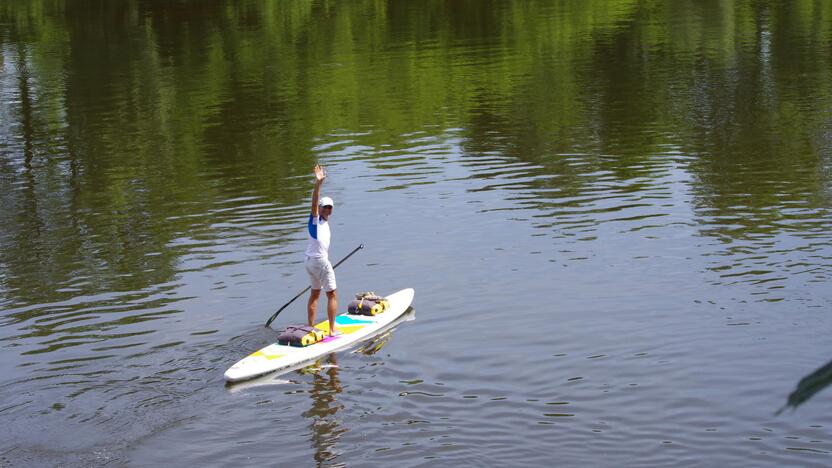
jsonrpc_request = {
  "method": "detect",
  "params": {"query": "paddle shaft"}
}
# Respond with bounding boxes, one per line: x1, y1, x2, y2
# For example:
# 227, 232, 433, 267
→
264, 244, 364, 328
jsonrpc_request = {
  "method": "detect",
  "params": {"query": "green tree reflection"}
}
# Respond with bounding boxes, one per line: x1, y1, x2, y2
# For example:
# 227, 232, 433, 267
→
1, 0, 831, 307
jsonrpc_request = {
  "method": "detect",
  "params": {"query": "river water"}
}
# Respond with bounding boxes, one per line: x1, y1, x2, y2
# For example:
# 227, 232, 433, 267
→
1, 0, 831, 466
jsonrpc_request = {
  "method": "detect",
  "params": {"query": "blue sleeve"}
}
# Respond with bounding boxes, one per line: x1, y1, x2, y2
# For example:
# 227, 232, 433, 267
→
308, 214, 318, 239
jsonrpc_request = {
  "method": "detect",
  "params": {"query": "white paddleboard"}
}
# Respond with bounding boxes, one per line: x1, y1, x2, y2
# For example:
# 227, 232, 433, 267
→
225, 288, 414, 383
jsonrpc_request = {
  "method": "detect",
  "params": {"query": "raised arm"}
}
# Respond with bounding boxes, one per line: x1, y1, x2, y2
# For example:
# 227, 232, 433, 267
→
311, 165, 325, 217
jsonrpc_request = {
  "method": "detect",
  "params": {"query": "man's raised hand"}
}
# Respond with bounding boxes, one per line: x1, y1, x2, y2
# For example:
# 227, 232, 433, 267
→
314, 165, 326, 183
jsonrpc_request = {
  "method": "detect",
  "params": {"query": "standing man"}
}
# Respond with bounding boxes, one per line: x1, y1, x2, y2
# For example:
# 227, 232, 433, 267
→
306, 165, 339, 336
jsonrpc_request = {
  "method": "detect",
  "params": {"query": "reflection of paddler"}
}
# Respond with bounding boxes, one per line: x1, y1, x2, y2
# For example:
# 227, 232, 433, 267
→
303, 354, 343, 464
305, 164, 339, 336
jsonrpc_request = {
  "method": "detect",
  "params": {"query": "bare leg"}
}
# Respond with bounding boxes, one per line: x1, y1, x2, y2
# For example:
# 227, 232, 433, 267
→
326, 289, 338, 335
308, 289, 321, 326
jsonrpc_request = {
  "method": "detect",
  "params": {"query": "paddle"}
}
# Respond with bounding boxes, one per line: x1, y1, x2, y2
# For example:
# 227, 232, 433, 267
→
264, 243, 364, 328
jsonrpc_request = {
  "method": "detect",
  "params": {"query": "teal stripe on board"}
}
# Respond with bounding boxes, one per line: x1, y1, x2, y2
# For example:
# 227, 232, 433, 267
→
336, 315, 373, 325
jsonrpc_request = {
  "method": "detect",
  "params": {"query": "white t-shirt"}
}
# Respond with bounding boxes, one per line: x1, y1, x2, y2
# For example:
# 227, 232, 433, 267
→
305, 214, 331, 258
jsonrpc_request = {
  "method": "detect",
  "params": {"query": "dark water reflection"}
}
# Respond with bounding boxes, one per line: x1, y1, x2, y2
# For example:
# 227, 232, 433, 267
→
1, 0, 832, 465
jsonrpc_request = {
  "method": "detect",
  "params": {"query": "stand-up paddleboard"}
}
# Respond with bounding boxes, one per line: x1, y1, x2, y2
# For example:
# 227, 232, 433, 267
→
225, 288, 414, 383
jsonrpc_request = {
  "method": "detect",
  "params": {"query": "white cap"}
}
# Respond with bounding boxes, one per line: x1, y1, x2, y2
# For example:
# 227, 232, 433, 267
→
319, 196, 334, 208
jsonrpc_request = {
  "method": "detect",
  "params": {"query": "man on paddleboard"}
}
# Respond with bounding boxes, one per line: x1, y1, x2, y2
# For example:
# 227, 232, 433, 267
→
306, 165, 339, 336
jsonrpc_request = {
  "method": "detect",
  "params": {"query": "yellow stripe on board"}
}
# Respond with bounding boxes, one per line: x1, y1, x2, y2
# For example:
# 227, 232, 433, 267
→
314, 320, 365, 335
337, 325, 363, 335
251, 350, 285, 360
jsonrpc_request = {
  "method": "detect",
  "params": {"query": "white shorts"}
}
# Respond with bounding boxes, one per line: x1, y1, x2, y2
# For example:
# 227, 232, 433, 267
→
305, 256, 337, 292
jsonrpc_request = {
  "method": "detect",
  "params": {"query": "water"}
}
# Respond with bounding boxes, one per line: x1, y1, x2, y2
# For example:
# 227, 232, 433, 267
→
1, 0, 831, 465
